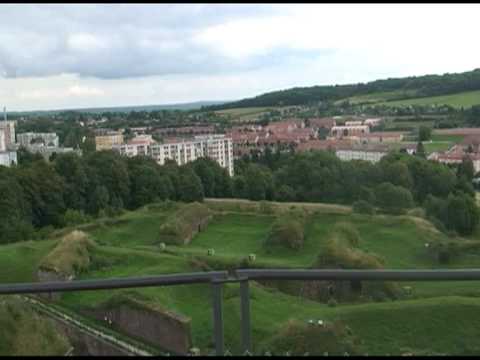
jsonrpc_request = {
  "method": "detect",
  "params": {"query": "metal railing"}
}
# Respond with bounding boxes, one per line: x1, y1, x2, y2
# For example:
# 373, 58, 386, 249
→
2, 269, 480, 356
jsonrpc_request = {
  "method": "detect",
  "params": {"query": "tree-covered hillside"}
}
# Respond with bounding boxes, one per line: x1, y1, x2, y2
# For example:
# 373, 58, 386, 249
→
207, 68, 480, 109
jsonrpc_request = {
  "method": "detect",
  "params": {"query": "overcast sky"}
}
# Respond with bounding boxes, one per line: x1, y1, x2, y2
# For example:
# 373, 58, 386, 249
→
1, 4, 479, 111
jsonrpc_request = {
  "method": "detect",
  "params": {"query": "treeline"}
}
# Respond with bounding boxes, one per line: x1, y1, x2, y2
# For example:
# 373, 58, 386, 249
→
1, 147, 479, 244
0, 150, 231, 244
207, 68, 480, 109
233, 149, 479, 236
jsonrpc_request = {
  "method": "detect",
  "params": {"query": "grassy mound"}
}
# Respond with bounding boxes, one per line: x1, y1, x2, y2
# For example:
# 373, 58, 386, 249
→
0, 297, 70, 355
312, 222, 400, 301
430, 239, 480, 264
261, 319, 360, 356
158, 202, 212, 245
39, 230, 96, 277
264, 211, 307, 251
316, 222, 384, 269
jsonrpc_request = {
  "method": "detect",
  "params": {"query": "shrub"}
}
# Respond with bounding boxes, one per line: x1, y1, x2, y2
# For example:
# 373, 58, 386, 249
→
159, 202, 212, 245
261, 319, 359, 356
265, 213, 306, 251
315, 223, 385, 270
39, 230, 96, 277
352, 200, 375, 215
332, 222, 361, 247
327, 298, 337, 307
375, 182, 414, 215
61, 209, 93, 227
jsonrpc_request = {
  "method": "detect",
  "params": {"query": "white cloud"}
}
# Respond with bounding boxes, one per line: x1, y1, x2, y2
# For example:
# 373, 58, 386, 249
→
0, 4, 479, 111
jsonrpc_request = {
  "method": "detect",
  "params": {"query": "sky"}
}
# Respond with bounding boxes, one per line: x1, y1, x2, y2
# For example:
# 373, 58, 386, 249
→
1, 4, 480, 112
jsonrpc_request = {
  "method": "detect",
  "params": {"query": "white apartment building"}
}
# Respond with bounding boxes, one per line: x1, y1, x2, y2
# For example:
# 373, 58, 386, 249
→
17, 132, 60, 148
150, 135, 234, 176
0, 121, 16, 149
335, 144, 389, 163
113, 135, 154, 158
0, 120, 17, 167
0, 151, 17, 167
0, 129, 5, 152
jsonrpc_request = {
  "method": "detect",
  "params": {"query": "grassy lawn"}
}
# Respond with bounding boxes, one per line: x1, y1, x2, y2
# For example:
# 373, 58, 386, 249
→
0, 240, 57, 283
5, 201, 480, 354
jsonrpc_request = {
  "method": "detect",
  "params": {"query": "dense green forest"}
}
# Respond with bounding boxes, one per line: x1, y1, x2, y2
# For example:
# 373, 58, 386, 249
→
207, 68, 480, 109
1, 147, 478, 245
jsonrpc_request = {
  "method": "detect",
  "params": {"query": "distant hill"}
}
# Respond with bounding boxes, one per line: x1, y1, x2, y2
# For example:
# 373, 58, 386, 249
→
208, 68, 480, 110
9, 100, 231, 116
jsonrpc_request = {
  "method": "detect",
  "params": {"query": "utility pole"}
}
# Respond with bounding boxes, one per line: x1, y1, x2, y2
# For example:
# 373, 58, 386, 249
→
3, 106, 6, 121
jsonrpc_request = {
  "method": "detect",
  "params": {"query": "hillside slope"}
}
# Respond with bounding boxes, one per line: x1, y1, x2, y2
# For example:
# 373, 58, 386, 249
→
208, 68, 480, 109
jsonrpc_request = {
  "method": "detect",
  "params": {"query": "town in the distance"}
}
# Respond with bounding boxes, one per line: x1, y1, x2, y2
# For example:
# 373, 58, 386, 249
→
2, 100, 478, 176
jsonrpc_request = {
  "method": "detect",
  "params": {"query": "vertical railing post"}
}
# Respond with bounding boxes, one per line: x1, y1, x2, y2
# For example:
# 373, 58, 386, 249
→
211, 279, 224, 356
240, 277, 251, 355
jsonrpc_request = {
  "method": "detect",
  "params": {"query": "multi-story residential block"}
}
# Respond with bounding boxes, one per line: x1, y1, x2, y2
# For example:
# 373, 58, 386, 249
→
0, 118, 17, 167
364, 118, 383, 127
345, 120, 364, 126
17, 132, 60, 148
0, 129, 5, 152
113, 135, 155, 157
330, 125, 370, 139
0, 151, 17, 167
95, 130, 124, 151
0, 121, 16, 149
358, 132, 404, 144
149, 135, 234, 176
112, 134, 234, 176
335, 144, 390, 163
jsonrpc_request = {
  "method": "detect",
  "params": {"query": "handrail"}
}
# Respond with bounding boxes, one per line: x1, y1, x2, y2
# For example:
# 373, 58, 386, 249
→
235, 269, 480, 281
3, 269, 480, 356
0, 271, 229, 295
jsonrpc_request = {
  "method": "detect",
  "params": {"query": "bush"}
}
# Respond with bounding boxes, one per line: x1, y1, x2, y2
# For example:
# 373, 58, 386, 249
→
61, 209, 93, 227
39, 230, 96, 277
352, 200, 375, 215
327, 298, 337, 307
158, 202, 212, 245
316, 223, 384, 270
375, 182, 414, 215
261, 319, 359, 356
332, 222, 361, 247
264, 212, 307, 250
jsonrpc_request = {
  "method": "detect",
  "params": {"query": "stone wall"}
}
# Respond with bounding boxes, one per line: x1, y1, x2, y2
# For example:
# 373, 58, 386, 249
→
54, 321, 132, 356
36, 269, 71, 301
86, 299, 192, 355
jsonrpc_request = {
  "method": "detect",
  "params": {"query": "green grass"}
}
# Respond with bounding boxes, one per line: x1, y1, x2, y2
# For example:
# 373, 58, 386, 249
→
341, 90, 418, 105
5, 201, 480, 354
379, 90, 480, 109
89, 207, 168, 248
0, 240, 57, 283
215, 107, 276, 117
0, 296, 70, 355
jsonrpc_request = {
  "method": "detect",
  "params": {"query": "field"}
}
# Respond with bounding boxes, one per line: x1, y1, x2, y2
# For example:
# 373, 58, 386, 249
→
214, 106, 296, 123
3, 200, 480, 355
341, 90, 418, 105
378, 90, 480, 109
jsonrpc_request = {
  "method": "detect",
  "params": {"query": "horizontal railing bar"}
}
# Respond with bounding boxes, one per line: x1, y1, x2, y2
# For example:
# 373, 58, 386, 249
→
235, 269, 480, 281
0, 271, 229, 295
